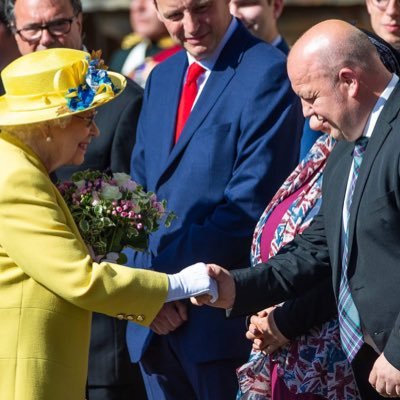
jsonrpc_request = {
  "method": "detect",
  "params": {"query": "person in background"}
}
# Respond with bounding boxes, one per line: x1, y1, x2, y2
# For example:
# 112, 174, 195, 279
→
0, 0, 19, 94
228, 0, 320, 164
125, 0, 304, 399
110, 0, 181, 88
0, 47, 217, 400
195, 19, 400, 400
229, 0, 289, 54
4, 0, 146, 399
366, 0, 400, 52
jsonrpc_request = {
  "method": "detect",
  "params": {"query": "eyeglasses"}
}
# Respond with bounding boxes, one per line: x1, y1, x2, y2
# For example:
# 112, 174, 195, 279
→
74, 111, 98, 128
371, 0, 400, 10
13, 16, 77, 43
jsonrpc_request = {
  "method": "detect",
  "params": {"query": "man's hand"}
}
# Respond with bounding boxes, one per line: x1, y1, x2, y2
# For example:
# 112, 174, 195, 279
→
150, 301, 188, 335
246, 307, 289, 354
191, 264, 236, 309
369, 353, 400, 397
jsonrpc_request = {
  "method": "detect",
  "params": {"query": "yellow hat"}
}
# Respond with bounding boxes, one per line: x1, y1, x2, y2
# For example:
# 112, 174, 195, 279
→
0, 48, 126, 126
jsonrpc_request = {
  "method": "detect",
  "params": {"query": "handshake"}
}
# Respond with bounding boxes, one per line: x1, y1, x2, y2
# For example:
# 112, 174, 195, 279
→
166, 263, 236, 309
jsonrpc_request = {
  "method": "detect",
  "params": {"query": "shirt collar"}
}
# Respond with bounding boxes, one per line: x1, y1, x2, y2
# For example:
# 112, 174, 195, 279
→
362, 73, 399, 138
271, 35, 283, 48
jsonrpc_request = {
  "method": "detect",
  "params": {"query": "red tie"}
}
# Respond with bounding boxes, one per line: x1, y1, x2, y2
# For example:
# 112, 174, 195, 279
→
174, 62, 205, 143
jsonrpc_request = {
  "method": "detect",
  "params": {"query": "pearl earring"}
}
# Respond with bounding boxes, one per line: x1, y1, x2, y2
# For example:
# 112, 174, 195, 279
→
46, 136, 52, 143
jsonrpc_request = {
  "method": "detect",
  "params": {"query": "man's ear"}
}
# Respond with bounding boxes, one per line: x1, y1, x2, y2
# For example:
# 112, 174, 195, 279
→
273, 0, 284, 20
76, 11, 83, 36
338, 67, 359, 98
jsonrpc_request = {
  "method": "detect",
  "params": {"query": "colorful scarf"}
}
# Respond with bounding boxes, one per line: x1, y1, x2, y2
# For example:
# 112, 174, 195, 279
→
237, 134, 360, 400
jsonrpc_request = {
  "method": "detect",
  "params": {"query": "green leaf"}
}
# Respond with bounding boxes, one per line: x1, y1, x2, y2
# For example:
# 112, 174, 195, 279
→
79, 219, 90, 232
165, 212, 177, 228
94, 204, 103, 216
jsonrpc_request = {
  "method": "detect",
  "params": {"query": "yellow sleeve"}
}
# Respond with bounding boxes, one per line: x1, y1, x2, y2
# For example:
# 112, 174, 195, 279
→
0, 151, 168, 326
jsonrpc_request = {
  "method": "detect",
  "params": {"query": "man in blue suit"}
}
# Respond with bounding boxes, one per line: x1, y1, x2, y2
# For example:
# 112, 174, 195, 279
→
126, 0, 303, 398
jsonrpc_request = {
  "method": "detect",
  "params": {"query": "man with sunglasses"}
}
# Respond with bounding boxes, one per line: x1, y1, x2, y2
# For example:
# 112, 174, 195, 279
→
3, 1, 146, 400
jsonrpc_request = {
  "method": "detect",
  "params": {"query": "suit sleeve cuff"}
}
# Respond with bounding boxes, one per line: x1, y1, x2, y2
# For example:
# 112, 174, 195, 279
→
383, 328, 400, 370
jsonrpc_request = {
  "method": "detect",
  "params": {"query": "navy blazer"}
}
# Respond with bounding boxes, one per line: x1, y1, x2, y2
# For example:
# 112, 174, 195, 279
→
126, 21, 303, 363
232, 82, 400, 370
276, 37, 290, 55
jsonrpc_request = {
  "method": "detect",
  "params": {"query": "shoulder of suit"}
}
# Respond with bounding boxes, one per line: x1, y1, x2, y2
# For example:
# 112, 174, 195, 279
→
121, 33, 143, 50
157, 36, 176, 49
121, 33, 177, 51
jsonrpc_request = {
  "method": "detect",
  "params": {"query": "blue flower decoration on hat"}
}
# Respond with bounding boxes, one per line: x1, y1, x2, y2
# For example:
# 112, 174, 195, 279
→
65, 50, 120, 112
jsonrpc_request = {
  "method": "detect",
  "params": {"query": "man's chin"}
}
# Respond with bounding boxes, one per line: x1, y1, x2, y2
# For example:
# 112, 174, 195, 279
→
327, 130, 346, 141
184, 42, 211, 60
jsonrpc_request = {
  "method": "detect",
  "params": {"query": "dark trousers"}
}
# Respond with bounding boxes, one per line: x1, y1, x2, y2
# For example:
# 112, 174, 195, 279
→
139, 334, 246, 400
351, 344, 388, 400
87, 314, 147, 400
87, 363, 147, 400
87, 384, 146, 400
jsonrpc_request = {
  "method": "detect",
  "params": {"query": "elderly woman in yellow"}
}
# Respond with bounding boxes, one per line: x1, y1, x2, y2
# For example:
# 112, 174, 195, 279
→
0, 48, 216, 400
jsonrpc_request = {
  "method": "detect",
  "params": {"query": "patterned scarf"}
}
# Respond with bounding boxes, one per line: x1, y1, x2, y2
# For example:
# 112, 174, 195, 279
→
237, 134, 360, 400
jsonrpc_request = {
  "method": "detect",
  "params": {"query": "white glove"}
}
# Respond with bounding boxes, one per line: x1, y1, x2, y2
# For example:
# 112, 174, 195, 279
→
166, 262, 218, 303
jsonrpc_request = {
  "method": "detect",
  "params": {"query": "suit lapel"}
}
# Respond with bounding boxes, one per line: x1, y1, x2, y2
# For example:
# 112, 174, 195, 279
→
155, 23, 250, 191
164, 63, 235, 163
346, 83, 400, 271
155, 53, 187, 174
326, 141, 353, 291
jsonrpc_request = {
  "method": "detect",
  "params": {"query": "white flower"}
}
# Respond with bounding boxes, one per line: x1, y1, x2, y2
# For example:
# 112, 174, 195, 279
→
101, 183, 122, 200
91, 191, 100, 206
124, 180, 137, 191
75, 180, 86, 190
113, 172, 137, 191
113, 172, 131, 186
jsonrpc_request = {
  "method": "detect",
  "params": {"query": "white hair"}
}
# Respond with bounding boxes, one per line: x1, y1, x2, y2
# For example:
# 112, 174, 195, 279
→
2, 116, 73, 141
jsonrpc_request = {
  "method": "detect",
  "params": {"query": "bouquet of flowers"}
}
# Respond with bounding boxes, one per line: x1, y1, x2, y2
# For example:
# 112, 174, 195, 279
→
57, 170, 175, 264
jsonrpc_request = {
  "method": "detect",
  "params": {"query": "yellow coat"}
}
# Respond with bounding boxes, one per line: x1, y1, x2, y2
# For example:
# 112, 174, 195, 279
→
0, 132, 168, 400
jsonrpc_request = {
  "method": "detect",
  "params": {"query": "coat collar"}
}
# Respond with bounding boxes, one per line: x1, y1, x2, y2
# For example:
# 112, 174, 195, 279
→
0, 130, 49, 176
343, 82, 400, 271
325, 81, 400, 287
349, 84, 400, 255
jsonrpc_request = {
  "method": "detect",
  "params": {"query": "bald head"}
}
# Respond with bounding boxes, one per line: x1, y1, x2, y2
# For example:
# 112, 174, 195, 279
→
289, 20, 380, 77
287, 20, 392, 142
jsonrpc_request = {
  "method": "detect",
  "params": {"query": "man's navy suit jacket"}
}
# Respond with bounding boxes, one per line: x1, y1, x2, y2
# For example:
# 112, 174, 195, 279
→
126, 21, 304, 363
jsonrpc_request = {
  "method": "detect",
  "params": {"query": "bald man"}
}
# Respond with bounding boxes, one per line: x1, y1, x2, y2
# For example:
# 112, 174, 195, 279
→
195, 20, 400, 399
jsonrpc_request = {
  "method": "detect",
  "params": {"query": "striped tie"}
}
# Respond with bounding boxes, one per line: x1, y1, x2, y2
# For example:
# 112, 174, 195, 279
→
338, 136, 369, 362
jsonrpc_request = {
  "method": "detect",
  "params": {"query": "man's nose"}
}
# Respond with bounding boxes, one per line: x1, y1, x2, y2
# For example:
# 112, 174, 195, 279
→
183, 13, 200, 35
385, 0, 400, 15
39, 28, 57, 47
301, 101, 314, 118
